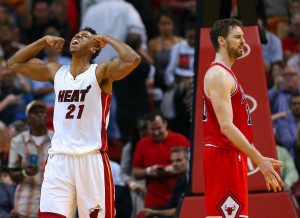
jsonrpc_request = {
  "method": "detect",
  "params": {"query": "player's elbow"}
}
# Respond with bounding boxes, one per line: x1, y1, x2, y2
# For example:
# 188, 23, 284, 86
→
220, 122, 232, 135
7, 57, 17, 71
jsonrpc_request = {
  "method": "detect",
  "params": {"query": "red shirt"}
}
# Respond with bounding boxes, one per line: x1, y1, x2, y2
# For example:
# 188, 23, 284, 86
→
203, 62, 253, 150
133, 130, 189, 207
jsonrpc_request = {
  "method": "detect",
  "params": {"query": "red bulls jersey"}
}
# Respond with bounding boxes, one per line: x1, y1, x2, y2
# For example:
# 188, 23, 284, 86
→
203, 62, 253, 150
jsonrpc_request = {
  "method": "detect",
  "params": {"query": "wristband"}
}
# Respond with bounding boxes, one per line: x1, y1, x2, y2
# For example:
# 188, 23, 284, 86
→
146, 167, 152, 175
129, 181, 137, 189
21, 168, 28, 177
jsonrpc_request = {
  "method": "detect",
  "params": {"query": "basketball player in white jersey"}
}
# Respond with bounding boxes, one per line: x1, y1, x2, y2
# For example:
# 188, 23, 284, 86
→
8, 27, 141, 218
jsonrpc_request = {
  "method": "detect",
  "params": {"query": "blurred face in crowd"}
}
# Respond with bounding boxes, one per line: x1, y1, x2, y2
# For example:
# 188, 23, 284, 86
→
280, 65, 299, 93
33, 1, 50, 23
290, 1, 300, 16
290, 96, 300, 118
158, 15, 174, 36
27, 106, 47, 129
186, 29, 195, 47
1, 69, 15, 88
291, 14, 300, 37
171, 151, 188, 175
0, 24, 14, 43
147, 115, 168, 143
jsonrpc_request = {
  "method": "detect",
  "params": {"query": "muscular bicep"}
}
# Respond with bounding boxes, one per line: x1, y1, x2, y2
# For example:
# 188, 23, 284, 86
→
105, 56, 140, 81
10, 58, 56, 82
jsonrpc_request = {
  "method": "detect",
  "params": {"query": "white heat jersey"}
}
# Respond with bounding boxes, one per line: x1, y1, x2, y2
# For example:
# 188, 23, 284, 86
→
49, 64, 111, 155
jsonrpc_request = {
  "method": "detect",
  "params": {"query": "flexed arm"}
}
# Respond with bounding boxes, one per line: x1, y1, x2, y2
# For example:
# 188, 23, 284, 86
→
94, 35, 141, 93
8, 36, 65, 82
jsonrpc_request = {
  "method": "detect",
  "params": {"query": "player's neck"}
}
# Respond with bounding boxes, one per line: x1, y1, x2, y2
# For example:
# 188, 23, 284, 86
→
70, 58, 91, 78
214, 53, 235, 69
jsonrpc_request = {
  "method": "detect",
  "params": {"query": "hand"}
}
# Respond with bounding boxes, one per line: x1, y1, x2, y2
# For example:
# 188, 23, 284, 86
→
4, 94, 20, 105
24, 165, 39, 176
258, 157, 285, 192
45, 35, 65, 52
141, 208, 157, 218
129, 182, 146, 193
93, 35, 107, 50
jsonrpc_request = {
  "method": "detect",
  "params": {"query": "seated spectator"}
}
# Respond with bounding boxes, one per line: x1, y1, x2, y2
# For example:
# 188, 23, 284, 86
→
138, 146, 189, 218
273, 93, 300, 159
276, 144, 299, 192
0, 166, 16, 218
268, 64, 300, 114
132, 111, 189, 208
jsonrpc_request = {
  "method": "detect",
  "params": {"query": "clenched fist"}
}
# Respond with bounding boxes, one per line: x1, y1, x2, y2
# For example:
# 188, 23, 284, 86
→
93, 35, 107, 50
45, 35, 65, 52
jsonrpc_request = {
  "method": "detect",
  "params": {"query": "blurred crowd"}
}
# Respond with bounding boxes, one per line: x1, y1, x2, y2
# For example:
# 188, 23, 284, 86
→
0, 0, 300, 218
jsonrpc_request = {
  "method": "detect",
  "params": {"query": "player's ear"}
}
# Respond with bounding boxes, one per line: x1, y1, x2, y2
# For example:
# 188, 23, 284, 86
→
218, 36, 225, 47
91, 47, 96, 54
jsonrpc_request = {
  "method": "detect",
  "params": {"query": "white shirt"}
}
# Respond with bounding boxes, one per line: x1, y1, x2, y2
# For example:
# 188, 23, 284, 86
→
81, 0, 147, 64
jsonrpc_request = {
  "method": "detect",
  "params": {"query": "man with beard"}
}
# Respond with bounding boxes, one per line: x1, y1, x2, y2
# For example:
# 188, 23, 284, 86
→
202, 18, 284, 217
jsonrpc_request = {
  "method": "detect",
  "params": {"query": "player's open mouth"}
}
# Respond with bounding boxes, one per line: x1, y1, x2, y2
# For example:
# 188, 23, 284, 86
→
71, 39, 80, 45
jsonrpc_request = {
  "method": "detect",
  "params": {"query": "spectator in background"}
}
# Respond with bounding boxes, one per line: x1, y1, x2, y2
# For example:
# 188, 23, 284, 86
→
0, 65, 33, 125
30, 26, 71, 106
8, 100, 53, 218
110, 160, 132, 218
114, 33, 152, 143
150, 0, 196, 36
0, 121, 10, 168
0, 166, 16, 218
161, 21, 195, 129
0, 23, 24, 60
257, 17, 283, 65
49, 0, 73, 55
282, 12, 300, 61
132, 111, 189, 208
21, 0, 59, 44
276, 143, 299, 192
273, 94, 300, 159
269, 64, 300, 114
81, 0, 147, 64
148, 9, 183, 108
140, 146, 189, 218
120, 116, 148, 218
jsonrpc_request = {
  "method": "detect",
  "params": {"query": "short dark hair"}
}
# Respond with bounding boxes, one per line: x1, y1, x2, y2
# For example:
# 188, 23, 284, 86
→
171, 146, 189, 160
81, 27, 101, 60
210, 18, 243, 52
146, 110, 166, 122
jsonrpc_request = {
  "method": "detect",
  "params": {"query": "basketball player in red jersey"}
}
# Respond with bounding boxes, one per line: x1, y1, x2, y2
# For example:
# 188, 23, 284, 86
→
8, 28, 141, 218
203, 18, 284, 217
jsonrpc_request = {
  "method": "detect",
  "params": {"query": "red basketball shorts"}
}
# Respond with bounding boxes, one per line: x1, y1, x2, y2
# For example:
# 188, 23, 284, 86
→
203, 145, 248, 218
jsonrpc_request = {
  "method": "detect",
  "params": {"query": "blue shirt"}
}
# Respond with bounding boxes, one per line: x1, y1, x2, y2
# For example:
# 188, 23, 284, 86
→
273, 114, 297, 159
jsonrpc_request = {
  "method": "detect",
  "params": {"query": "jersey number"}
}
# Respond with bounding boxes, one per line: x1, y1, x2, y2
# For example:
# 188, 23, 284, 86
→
66, 104, 85, 119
